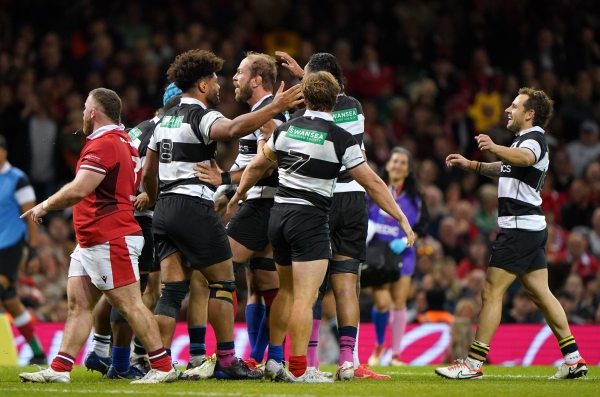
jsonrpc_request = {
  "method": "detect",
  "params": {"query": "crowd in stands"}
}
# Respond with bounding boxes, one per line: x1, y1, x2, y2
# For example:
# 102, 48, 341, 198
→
1, 0, 600, 327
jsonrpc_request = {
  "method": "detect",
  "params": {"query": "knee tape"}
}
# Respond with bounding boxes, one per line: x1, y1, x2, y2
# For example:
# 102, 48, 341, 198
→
208, 280, 236, 304
233, 261, 245, 273
110, 306, 128, 324
154, 280, 190, 319
139, 273, 149, 293
329, 258, 360, 275
248, 257, 276, 272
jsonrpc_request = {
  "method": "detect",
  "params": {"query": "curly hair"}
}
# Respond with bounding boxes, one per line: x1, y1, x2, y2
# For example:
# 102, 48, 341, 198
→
306, 53, 347, 92
245, 52, 277, 92
301, 71, 340, 112
167, 50, 224, 92
518, 87, 554, 128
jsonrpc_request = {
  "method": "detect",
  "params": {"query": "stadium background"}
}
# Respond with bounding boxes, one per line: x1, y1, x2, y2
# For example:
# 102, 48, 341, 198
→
2, 0, 600, 365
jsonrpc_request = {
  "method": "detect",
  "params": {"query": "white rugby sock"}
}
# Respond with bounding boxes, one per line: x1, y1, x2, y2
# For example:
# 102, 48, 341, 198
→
92, 333, 111, 358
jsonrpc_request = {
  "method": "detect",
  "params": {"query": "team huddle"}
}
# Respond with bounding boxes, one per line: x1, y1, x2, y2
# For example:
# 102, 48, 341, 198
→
17, 47, 588, 384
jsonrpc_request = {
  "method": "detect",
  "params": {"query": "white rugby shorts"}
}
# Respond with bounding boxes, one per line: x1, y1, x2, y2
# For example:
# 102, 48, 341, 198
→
68, 235, 144, 290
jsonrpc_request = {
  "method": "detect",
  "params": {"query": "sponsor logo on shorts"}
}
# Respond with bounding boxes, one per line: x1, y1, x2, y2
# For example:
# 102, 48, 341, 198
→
285, 126, 327, 145
101, 276, 107, 283
332, 108, 358, 124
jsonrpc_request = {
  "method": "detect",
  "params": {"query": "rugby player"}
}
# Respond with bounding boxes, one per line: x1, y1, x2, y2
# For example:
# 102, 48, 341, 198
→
193, 52, 287, 370
436, 88, 588, 380
229, 71, 414, 382
277, 51, 391, 379
142, 50, 302, 380
20, 88, 176, 384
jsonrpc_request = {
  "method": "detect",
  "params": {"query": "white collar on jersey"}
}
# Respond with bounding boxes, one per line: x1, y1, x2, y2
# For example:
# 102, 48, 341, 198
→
87, 124, 125, 140
518, 126, 545, 136
0, 161, 11, 174
304, 109, 334, 121
180, 97, 207, 109
251, 94, 273, 111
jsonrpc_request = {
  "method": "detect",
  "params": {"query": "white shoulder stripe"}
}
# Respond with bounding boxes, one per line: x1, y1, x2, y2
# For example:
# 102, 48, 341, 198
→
80, 164, 106, 174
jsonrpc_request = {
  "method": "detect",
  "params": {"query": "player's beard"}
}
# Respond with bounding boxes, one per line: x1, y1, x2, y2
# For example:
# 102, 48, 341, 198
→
82, 115, 93, 135
206, 86, 220, 107
507, 114, 523, 133
235, 80, 253, 103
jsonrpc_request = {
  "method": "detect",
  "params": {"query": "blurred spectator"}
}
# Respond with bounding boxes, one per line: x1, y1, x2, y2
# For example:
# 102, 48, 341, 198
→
565, 120, 600, 177
563, 274, 596, 323
18, 92, 61, 200
474, 184, 499, 238
457, 237, 489, 280
438, 217, 465, 263
423, 185, 446, 239
444, 317, 474, 364
461, 269, 485, 309
584, 162, 600, 205
551, 149, 574, 193
556, 290, 586, 325
589, 208, 600, 258
451, 200, 479, 248
501, 289, 543, 324
554, 231, 600, 280
355, 45, 395, 98
416, 288, 454, 324
561, 179, 597, 230
454, 298, 479, 323
559, 72, 596, 139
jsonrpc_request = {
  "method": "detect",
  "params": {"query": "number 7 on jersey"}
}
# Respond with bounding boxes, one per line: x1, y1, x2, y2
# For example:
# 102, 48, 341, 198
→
286, 150, 311, 174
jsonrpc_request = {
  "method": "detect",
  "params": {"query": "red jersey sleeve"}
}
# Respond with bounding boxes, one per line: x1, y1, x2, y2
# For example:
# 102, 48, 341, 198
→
79, 139, 117, 175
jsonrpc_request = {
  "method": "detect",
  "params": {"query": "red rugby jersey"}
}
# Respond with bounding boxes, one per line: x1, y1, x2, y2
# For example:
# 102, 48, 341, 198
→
73, 125, 142, 247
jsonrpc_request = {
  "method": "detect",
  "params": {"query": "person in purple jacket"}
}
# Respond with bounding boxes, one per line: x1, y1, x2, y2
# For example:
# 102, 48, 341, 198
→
367, 147, 429, 366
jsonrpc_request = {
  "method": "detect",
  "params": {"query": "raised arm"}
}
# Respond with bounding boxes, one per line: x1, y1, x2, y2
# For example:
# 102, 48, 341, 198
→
347, 163, 415, 247
475, 134, 535, 167
209, 83, 302, 141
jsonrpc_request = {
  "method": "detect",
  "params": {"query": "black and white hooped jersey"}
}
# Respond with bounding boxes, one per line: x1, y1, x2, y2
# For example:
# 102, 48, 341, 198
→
266, 110, 365, 212
148, 97, 223, 201
293, 95, 365, 193
497, 126, 549, 231
231, 94, 288, 200
128, 116, 160, 217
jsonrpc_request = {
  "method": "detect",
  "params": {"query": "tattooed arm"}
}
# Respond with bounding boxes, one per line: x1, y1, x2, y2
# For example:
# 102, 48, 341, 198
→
478, 162, 501, 179
446, 154, 502, 180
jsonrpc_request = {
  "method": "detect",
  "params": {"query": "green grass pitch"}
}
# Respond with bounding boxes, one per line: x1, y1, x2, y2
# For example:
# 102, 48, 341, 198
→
0, 365, 598, 397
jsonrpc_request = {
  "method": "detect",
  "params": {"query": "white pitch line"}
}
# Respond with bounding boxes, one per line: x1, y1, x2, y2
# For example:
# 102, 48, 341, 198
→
0, 388, 377, 397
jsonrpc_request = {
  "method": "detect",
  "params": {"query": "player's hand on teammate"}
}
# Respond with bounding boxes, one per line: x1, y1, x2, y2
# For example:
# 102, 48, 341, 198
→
214, 195, 229, 216
227, 189, 247, 214
475, 134, 498, 153
445, 154, 471, 171
20, 203, 47, 225
134, 192, 152, 211
276, 51, 304, 79
259, 120, 278, 141
272, 81, 304, 113
194, 159, 223, 186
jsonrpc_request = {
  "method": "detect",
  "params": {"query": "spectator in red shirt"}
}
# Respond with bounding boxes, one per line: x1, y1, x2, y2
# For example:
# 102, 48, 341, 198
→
20, 88, 174, 384
355, 45, 395, 98
555, 231, 600, 280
